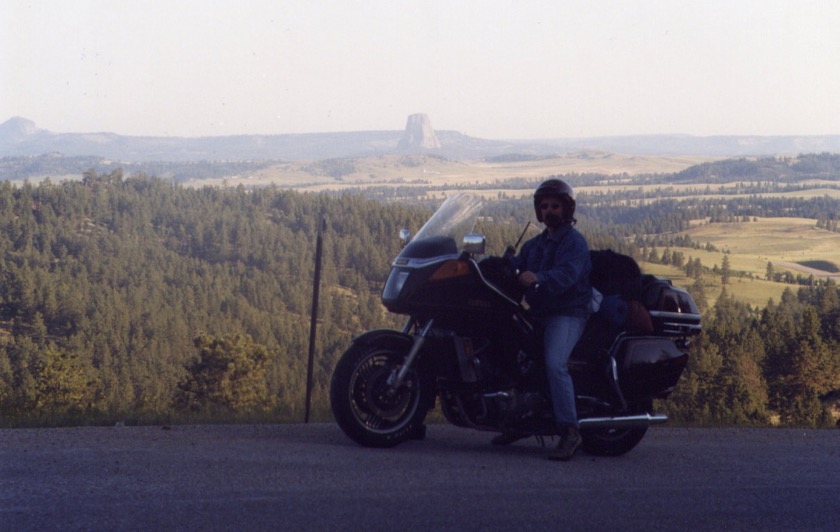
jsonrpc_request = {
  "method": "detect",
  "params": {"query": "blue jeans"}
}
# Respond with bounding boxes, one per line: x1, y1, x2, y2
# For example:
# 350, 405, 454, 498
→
543, 314, 587, 429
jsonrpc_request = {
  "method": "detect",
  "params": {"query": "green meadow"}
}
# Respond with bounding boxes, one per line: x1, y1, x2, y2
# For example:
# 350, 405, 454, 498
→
639, 216, 840, 308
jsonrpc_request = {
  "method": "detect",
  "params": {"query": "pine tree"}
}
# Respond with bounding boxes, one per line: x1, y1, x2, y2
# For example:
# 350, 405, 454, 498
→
721, 254, 731, 285
718, 328, 769, 424
175, 333, 277, 415
765, 261, 775, 281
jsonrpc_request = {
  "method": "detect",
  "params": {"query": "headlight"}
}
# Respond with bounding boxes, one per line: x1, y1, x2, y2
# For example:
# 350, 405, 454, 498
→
382, 268, 411, 300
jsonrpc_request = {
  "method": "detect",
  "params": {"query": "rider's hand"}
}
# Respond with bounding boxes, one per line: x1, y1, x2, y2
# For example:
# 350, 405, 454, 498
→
518, 271, 538, 288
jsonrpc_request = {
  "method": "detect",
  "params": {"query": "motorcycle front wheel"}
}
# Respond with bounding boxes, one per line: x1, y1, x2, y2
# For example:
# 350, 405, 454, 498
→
330, 341, 431, 448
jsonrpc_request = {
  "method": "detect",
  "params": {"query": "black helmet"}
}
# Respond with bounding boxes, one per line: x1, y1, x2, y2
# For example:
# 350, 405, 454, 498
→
533, 178, 576, 224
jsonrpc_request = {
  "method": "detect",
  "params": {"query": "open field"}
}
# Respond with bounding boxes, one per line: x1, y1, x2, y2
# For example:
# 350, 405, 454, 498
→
685, 218, 840, 274
641, 261, 791, 308
641, 217, 840, 308
185, 152, 720, 190
688, 218, 840, 271
189, 154, 840, 214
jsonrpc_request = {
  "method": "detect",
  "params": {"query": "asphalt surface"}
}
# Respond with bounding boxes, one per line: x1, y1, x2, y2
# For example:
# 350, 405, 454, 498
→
1, 423, 838, 531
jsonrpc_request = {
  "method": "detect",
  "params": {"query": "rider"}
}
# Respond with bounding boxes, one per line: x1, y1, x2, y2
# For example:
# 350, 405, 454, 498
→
494, 179, 592, 461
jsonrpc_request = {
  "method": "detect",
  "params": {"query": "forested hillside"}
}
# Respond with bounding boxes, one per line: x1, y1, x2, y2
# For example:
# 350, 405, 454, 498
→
0, 169, 838, 427
0, 170, 429, 425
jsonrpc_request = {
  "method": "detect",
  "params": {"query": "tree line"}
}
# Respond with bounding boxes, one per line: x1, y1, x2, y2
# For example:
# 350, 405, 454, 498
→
671, 153, 840, 183
0, 171, 425, 425
663, 284, 840, 427
0, 170, 837, 427
0, 154, 274, 183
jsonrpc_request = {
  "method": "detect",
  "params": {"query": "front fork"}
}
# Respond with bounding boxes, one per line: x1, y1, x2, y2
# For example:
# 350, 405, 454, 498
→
387, 318, 434, 390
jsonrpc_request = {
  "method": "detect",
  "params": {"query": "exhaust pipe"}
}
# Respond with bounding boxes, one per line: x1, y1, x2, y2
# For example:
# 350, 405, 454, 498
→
579, 413, 668, 430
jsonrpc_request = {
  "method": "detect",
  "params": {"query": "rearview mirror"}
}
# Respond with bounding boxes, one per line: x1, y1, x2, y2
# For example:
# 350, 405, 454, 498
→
462, 233, 486, 255
399, 229, 411, 247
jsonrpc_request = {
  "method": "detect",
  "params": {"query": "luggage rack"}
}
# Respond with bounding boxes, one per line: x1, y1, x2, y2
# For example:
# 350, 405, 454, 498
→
648, 310, 702, 337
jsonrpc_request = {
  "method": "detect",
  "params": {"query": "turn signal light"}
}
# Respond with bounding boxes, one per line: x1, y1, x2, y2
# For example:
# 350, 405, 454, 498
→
430, 260, 471, 281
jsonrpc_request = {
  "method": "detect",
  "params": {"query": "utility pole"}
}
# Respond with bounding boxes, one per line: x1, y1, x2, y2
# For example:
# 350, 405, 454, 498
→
305, 217, 326, 423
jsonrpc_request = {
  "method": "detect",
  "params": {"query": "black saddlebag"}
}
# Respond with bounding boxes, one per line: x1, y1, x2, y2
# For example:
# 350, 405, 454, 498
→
616, 336, 689, 399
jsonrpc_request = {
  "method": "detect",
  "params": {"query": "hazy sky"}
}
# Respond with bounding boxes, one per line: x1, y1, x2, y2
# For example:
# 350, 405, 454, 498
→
3, 0, 839, 139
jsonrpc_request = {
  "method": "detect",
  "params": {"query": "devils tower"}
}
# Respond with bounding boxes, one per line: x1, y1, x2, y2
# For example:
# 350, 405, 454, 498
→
397, 113, 441, 150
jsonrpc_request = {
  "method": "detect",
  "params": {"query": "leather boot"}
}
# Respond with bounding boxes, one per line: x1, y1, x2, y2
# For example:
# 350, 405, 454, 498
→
548, 425, 581, 461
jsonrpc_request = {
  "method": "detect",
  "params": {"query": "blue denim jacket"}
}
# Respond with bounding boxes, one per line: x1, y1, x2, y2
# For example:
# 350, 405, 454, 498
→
512, 224, 592, 318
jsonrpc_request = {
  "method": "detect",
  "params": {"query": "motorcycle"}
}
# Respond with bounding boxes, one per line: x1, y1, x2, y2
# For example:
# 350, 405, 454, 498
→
330, 193, 701, 456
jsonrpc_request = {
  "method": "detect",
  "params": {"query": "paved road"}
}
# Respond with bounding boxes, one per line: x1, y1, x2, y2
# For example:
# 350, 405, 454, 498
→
1, 423, 838, 531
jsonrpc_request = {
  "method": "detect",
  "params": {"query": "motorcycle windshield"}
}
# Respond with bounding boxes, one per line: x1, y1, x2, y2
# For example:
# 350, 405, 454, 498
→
409, 193, 484, 253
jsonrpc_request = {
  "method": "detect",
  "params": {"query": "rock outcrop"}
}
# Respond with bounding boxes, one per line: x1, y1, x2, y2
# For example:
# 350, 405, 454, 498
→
0, 116, 40, 141
398, 113, 441, 150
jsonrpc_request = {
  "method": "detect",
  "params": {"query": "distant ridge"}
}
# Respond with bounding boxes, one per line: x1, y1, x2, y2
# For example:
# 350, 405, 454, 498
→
0, 116, 40, 138
2, 116, 839, 162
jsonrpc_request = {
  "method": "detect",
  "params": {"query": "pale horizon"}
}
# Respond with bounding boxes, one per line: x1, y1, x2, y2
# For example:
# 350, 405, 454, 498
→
3, 0, 839, 140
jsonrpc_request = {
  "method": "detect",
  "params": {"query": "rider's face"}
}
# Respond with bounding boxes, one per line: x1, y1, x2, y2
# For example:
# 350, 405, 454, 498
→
540, 197, 564, 228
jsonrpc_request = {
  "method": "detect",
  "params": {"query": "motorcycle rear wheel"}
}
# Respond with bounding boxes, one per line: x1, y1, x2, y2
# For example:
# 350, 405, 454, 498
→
330, 342, 430, 448
580, 400, 653, 456
580, 426, 648, 456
